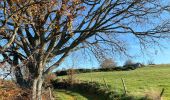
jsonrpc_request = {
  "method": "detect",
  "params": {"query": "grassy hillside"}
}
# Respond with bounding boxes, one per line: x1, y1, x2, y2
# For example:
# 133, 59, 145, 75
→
54, 89, 87, 100
54, 89, 102, 100
71, 64, 170, 99
1, 65, 170, 100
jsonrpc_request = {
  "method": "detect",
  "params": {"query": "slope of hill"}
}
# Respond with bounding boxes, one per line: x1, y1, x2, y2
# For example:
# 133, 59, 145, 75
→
1, 64, 170, 100
72, 64, 170, 99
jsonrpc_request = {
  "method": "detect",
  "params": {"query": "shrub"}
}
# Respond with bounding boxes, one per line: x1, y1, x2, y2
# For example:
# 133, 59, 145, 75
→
0, 79, 30, 100
44, 73, 56, 88
67, 68, 77, 84
55, 64, 141, 77
55, 70, 67, 76
124, 66, 136, 70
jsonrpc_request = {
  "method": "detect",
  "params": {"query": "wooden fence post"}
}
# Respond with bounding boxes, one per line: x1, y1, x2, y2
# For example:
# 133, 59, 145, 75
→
91, 76, 93, 82
103, 77, 109, 89
114, 79, 117, 92
49, 87, 54, 100
121, 78, 127, 95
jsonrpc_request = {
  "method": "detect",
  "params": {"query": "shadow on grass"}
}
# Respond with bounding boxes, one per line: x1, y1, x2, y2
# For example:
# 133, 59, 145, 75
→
55, 89, 104, 100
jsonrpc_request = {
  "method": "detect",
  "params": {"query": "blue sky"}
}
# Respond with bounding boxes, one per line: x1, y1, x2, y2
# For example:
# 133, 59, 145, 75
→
56, 34, 170, 70
1, 33, 170, 70
58, 9, 170, 70
1, 0, 170, 71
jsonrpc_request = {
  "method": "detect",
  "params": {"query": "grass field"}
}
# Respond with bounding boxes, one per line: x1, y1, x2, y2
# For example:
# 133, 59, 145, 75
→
54, 89, 102, 100
69, 64, 170, 99
1, 64, 170, 100
54, 89, 87, 100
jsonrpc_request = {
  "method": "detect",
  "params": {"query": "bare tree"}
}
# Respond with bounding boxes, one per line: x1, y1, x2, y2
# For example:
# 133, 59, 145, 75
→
148, 59, 155, 65
124, 59, 134, 66
0, 0, 170, 100
100, 58, 117, 68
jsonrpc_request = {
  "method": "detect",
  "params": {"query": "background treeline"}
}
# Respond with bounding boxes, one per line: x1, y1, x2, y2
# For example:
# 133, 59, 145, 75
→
55, 58, 151, 76
55, 65, 144, 76
55, 58, 145, 76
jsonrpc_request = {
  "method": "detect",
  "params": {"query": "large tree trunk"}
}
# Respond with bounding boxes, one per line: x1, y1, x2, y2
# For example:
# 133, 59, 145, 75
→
32, 61, 44, 100
37, 78, 43, 100
12, 50, 45, 100
32, 79, 38, 100
32, 78, 44, 100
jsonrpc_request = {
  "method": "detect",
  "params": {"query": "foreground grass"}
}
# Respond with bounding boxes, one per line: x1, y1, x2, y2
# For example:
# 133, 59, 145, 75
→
54, 89, 84, 100
70, 64, 170, 99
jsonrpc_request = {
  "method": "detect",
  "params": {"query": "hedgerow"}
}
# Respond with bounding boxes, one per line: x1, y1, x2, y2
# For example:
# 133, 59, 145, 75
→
52, 79, 144, 100
55, 67, 138, 76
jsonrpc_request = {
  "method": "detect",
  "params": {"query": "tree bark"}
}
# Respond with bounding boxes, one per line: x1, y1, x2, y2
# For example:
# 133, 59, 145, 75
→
32, 76, 44, 100
15, 66, 27, 87
32, 61, 44, 100
13, 51, 28, 87
32, 79, 38, 100
37, 78, 43, 100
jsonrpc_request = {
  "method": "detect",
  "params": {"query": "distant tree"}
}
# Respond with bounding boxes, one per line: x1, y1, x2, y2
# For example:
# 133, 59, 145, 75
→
100, 58, 117, 69
124, 59, 134, 67
148, 59, 155, 65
